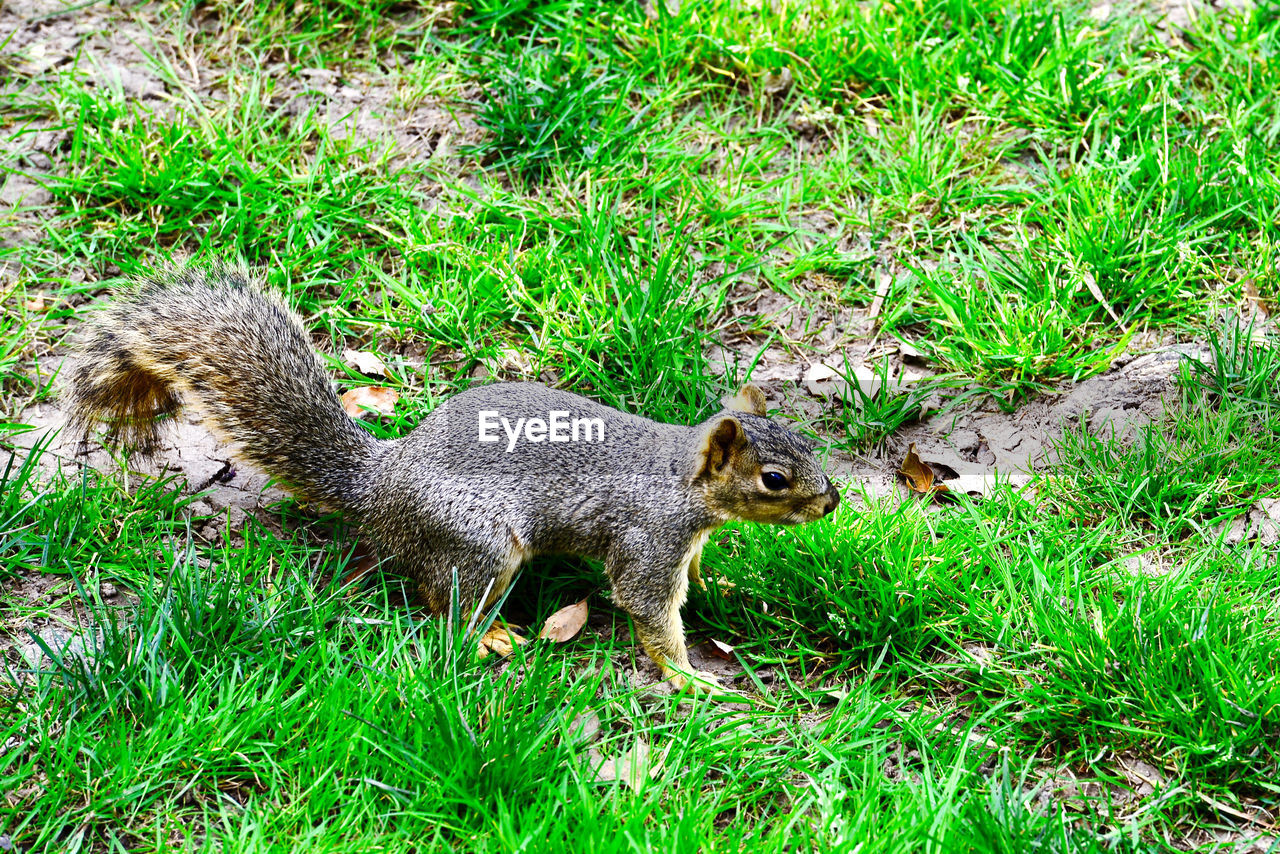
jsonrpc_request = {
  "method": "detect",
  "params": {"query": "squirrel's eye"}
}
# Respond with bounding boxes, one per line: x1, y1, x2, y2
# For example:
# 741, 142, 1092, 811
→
761, 471, 789, 491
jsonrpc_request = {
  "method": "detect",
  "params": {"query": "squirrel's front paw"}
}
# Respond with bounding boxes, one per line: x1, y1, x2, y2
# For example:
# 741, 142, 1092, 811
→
663, 667, 738, 699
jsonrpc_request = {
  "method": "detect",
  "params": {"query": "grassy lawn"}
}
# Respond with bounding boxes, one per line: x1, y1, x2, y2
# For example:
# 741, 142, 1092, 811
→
2, 0, 1279, 850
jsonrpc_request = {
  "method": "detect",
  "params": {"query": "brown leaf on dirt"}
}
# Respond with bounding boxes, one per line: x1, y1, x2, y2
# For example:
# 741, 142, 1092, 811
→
23, 293, 49, 312
707, 639, 734, 660
567, 712, 601, 745
342, 541, 380, 587
343, 348, 389, 377
538, 599, 589, 642
1244, 279, 1274, 317
590, 740, 664, 792
899, 443, 949, 496
340, 386, 398, 419
478, 623, 527, 659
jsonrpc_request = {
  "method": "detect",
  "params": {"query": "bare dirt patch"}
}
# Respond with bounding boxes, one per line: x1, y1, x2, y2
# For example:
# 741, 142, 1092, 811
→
0, 0, 482, 263
1, 569, 94, 681
11, 390, 291, 540
718, 306, 1207, 504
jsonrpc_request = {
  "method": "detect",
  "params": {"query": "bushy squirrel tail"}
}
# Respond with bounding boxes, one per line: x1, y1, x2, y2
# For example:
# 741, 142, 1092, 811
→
65, 263, 384, 510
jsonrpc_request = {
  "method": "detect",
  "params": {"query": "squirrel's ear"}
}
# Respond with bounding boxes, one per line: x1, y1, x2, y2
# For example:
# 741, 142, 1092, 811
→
697, 416, 750, 477
721, 383, 767, 417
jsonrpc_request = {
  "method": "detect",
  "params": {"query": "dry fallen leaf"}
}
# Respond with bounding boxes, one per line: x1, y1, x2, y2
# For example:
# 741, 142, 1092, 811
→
343, 348, 389, 377
591, 740, 664, 792
899, 443, 950, 496
539, 598, 589, 643
1081, 270, 1122, 325
342, 541, 380, 587
340, 386, 399, 419
803, 361, 842, 397
897, 341, 927, 362
477, 623, 527, 659
707, 639, 734, 660
806, 361, 891, 399
22, 293, 48, 312
1244, 279, 1274, 317
949, 473, 1020, 499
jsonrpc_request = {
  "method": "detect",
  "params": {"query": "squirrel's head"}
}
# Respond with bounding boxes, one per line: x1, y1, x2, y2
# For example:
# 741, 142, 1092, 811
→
694, 384, 840, 525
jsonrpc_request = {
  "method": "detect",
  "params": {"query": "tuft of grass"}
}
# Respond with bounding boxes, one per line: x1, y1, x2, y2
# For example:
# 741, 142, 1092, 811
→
695, 499, 948, 668
890, 245, 1125, 407
1025, 151, 1242, 325
827, 355, 946, 451
0, 434, 51, 584
1043, 321, 1280, 540
0, 271, 69, 416
466, 53, 645, 185
1183, 318, 1280, 408
0, 436, 201, 588
9, 538, 608, 849
48, 86, 420, 279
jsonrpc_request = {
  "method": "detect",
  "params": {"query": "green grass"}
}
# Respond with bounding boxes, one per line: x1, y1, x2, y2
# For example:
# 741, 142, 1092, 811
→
464, 52, 647, 185
1046, 321, 1280, 541
4, 0, 1280, 848
823, 355, 944, 450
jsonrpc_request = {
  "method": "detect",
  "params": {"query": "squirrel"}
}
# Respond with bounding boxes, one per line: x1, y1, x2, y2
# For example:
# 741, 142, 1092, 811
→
64, 263, 841, 690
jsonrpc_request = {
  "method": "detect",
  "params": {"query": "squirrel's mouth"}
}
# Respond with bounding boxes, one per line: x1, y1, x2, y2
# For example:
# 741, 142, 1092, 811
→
791, 494, 840, 524
780, 506, 829, 526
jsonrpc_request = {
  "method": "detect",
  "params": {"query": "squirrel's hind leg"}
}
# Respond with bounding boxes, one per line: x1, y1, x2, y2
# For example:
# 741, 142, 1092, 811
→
399, 524, 530, 618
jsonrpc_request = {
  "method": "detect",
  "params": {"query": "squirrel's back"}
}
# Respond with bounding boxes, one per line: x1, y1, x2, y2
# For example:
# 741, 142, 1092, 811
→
380, 382, 707, 555
66, 264, 383, 510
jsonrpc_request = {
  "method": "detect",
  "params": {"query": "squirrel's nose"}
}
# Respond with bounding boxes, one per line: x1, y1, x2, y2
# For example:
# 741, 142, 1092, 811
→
823, 483, 840, 515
